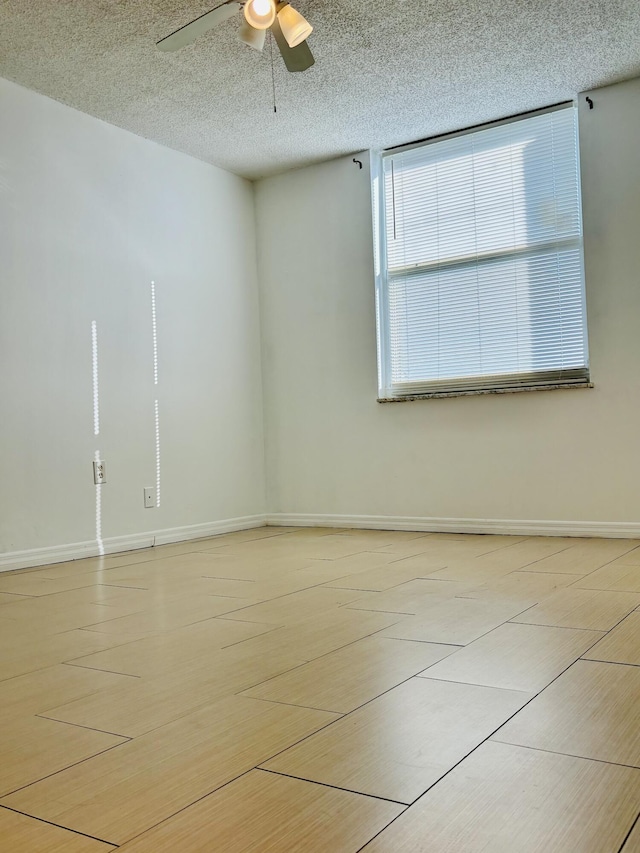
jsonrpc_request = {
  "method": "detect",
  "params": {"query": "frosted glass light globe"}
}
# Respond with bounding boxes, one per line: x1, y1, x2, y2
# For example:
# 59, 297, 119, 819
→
243, 0, 276, 29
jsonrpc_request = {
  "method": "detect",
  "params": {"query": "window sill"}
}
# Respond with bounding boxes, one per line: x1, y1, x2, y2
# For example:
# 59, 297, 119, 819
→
377, 382, 594, 402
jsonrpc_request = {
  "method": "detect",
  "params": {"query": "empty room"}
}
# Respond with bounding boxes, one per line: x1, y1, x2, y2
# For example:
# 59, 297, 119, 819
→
1, 1, 640, 850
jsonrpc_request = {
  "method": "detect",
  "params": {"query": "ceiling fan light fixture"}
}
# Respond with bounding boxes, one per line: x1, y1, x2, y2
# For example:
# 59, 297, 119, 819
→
243, 0, 276, 30
239, 19, 267, 50
276, 3, 313, 47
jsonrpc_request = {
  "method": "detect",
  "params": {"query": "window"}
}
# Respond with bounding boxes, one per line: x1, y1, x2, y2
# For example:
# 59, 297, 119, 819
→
373, 104, 589, 400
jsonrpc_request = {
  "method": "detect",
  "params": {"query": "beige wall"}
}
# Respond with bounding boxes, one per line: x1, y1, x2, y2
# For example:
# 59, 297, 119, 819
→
255, 76, 640, 530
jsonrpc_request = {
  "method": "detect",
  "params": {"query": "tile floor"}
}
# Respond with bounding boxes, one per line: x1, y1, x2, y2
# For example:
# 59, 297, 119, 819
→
0, 526, 639, 851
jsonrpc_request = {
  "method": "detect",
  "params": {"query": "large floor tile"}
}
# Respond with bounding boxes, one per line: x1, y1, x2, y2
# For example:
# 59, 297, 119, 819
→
0, 716, 126, 796
361, 741, 640, 852
226, 608, 399, 663
457, 569, 578, 605
0, 592, 30, 605
41, 639, 306, 737
0, 629, 139, 682
435, 536, 575, 576
0, 593, 136, 635
338, 529, 430, 545
577, 561, 640, 592
419, 560, 511, 584
585, 610, 640, 665
477, 536, 575, 565
0, 664, 134, 720
347, 578, 464, 615
116, 769, 402, 853
1, 696, 336, 844
125, 553, 314, 582
353, 539, 445, 559
520, 539, 639, 575
421, 621, 603, 691
0, 808, 114, 852
196, 527, 296, 546
204, 533, 371, 562
0, 574, 104, 597
384, 597, 530, 645
511, 586, 640, 631
80, 594, 255, 636
608, 547, 640, 566
327, 559, 446, 592
245, 568, 367, 598
381, 538, 520, 561
243, 635, 455, 713
64, 616, 276, 678
261, 677, 528, 803
494, 659, 640, 766
621, 817, 640, 851
221, 586, 367, 625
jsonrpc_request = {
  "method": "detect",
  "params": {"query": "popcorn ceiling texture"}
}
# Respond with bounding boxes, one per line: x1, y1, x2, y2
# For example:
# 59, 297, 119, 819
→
0, 0, 639, 179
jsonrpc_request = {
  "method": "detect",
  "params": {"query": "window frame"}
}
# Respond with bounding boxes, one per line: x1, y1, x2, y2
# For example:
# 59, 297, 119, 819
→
372, 102, 590, 402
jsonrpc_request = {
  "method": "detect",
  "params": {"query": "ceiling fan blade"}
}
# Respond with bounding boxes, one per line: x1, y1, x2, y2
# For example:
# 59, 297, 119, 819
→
157, 2, 241, 52
271, 16, 314, 72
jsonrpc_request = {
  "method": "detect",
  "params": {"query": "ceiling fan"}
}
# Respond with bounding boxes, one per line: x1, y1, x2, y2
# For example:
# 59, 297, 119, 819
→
157, 0, 315, 73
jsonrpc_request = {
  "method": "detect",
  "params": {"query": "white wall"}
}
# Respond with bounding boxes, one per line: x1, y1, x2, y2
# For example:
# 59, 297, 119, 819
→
0, 78, 266, 560
255, 76, 640, 529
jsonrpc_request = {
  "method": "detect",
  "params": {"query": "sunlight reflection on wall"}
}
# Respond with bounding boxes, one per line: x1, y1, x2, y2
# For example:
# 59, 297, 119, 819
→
152, 282, 161, 508
91, 321, 104, 555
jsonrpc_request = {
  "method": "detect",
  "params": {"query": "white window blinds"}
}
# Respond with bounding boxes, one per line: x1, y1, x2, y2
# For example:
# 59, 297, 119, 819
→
374, 105, 589, 398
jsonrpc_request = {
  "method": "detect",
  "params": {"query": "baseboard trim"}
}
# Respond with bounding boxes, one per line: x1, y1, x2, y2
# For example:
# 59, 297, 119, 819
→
265, 513, 640, 539
0, 514, 267, 573
151, 516, 267, 546
4, 511, 637, 573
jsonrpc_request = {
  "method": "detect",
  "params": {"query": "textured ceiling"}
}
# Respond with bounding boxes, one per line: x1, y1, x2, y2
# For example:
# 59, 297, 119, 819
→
1, 1, 639, 179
